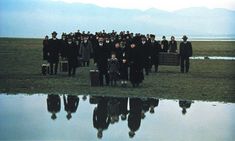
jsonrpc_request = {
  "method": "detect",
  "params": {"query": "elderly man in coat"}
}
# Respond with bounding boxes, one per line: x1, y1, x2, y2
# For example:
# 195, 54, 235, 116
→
48, 31, 60, 75
79, 34, 93, 67
179, 35, 193, 73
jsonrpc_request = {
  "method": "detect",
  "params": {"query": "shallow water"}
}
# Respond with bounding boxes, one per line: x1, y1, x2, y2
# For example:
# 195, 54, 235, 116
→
0, 94, 234, 141
190, 56, 235, 60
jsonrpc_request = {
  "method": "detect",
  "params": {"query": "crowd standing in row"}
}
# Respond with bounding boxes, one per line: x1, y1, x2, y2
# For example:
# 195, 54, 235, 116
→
43, 30, 193, 87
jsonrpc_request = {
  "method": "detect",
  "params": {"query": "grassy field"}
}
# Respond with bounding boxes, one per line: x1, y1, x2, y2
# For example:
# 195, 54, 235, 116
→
0, 38, 235, 102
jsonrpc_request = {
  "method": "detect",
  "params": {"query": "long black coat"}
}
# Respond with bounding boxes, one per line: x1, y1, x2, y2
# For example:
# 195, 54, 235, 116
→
96, 44, 110, 73
179, 42, 193, 58
128, 98, 143, 132
169, 41, 177, 53
48, 38, 60, 63
149, 40, 161, 64
161, 40, 169, 52
60, 39, 68, 58
63, 95, 79, 113
93, 97, 110, 130
67, 42, 79, 68
127, 46, 144, 84
47, 95, 61, 113
140, 42, 151, 67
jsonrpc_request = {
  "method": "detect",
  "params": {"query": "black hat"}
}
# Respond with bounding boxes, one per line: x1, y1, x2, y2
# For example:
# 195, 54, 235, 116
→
51, 31, 57, 35
150, 34, 155, 38
182, 35, 188, 39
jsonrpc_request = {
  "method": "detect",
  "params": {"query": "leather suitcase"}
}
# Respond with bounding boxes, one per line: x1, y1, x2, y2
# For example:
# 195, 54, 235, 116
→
159, 52, 180, 66
41, 64, 50, 75
59, 60, 68, 72
90, 70, 100, 86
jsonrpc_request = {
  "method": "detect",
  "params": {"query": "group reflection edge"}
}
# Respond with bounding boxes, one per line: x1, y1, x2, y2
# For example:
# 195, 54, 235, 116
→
46, 94, 193, 139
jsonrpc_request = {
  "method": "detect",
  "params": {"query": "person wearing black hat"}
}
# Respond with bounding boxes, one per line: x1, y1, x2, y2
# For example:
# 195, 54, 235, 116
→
161, 36, 169, 52
140, 35, 151, 75
47, 94, 61, 120
93, 97, 110, 139
128, 98, 143, 138
67, 36, 79, 76
95, 36, 110, 86
48, 31, 60, 75
63, 95, 79, 120
168, 36, 177, 53
179, 35, 193, 73
149, 34, 161, 72
179, 100, 192, 115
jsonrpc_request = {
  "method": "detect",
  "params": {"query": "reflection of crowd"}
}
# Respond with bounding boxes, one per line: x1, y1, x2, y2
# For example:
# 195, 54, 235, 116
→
46, 95, 192, 139
43, 30, 193, 87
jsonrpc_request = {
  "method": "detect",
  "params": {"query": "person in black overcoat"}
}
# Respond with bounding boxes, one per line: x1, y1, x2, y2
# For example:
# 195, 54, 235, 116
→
140, 36, 151, 75
95, 36, 110, 86
127, 40, 144, 87
179, 35, 193, 73
128, 98, 143, 138
43, 35, 49, 60
66, 37, 79, 76
179, 100, 192, 115
63, 95, 79, 120
48, 31, 60, 75
47, 94, 61, 120
93, 97, 110, 139
149, 34, 161, 72
168, 36, 177, 53
161, 36, 169, 52
60, 34, 68, 59
145, 98, 159, 114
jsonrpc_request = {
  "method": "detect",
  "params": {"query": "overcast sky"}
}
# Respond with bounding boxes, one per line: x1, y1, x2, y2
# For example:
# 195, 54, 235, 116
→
52, 0, 235, 11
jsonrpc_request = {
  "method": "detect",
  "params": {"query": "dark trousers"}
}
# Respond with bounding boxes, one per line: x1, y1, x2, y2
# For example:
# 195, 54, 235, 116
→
151, 57, 159, 72
82, 61, 90, 67
99, 72, 109, 86
180, 57, 190, 73
50, 62, 58, 75
68, 61, 76, 76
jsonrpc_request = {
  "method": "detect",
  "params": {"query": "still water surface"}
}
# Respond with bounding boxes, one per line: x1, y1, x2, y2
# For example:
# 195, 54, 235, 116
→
0, 94, 234, 141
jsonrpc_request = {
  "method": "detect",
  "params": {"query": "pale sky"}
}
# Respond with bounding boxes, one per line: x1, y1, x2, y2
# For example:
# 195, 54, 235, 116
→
52, 0, 235, 11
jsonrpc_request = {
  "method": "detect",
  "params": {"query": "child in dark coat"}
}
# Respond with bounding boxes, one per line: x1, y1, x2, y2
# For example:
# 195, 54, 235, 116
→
108, 53, 119, 86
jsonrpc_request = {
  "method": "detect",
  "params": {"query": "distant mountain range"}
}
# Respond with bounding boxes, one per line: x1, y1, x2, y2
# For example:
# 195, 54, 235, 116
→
0, 0, 235, 38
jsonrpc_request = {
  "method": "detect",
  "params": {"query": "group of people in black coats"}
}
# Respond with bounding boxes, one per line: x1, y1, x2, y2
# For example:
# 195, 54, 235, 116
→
47, 94, 192, 139
43, 30, 193, 87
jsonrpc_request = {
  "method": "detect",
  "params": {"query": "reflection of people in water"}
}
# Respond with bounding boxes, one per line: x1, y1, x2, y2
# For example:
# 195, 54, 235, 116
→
119, 97, 128, 121
141, 98, 159, 118
128, 98, 143, 138
107, 97, 120, 124
93, 97, 110, 139
63, 95, 79, 120
179, 100, 192, 115
148, 98, 159, 114
82, 95, 87, 101
47, 94, 61, 120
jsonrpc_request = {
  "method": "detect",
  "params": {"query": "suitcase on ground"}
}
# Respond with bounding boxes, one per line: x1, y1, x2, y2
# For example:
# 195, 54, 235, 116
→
90, 70, 100, 86
41, 64, 50, 75
159, 52, 180, 66
59, 60, 68, 72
